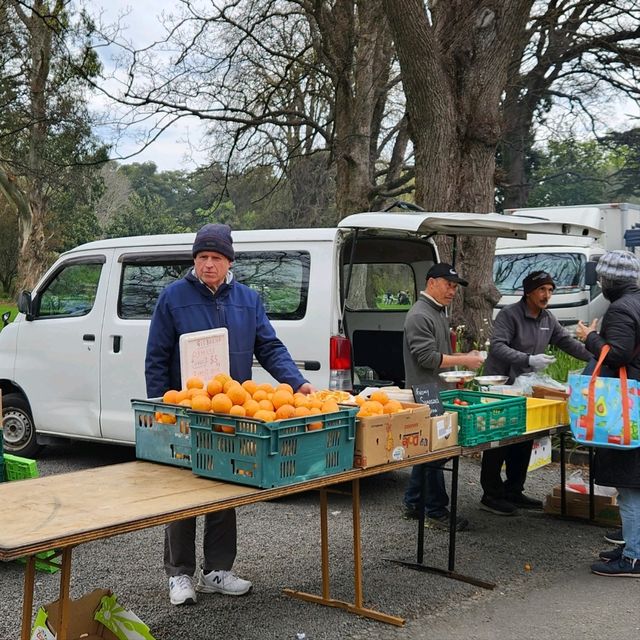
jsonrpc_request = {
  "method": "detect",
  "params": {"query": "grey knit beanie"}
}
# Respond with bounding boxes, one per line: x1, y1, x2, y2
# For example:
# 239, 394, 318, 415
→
596, 250, 640, 283
192, 223, 235, 260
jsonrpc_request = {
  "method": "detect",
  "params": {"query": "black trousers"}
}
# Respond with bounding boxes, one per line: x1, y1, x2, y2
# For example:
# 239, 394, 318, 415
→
480, 440, 533, 499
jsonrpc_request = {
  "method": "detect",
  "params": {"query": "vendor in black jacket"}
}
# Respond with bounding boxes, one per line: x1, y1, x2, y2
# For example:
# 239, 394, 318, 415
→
576, 250, 640, 577
481, 270, 592, 515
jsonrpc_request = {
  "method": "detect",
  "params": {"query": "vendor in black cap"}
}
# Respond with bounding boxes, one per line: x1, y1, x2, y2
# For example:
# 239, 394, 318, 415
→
402, 262, 485, 531
479, 269, 594, 516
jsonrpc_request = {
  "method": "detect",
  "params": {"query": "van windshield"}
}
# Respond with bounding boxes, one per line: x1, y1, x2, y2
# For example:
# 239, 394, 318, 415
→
493, 252, 585, 294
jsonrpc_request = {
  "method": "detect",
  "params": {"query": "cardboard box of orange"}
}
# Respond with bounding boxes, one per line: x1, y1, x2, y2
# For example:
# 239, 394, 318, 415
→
353, 402, 431, 468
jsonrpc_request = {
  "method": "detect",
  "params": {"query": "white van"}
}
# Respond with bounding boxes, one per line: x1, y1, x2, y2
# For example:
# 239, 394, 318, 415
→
0, 210, 599, 456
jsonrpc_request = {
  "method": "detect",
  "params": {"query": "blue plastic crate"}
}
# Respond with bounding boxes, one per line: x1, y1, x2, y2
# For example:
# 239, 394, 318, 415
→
440, 389, 526, 447
131, 399, 193, 468
190, 406, 357, 488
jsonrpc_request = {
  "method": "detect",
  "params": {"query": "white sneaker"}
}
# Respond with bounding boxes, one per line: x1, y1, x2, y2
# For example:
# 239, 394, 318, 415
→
196, 569, 252, 596
169, 574, 197, 605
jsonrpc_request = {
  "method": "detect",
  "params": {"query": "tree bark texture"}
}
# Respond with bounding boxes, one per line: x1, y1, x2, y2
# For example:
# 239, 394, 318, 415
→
383, 0, 534, 345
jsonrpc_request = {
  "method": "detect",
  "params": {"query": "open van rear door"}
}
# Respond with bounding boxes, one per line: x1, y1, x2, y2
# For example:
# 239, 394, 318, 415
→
338, 211, 604, 240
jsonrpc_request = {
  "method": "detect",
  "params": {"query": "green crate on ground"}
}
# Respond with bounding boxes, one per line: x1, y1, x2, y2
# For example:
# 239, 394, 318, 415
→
16, 549, 61, 574
131, 398, 193, 469
3, 453, 39, 481
440, 389, 526, 446
190, 406, 357, 489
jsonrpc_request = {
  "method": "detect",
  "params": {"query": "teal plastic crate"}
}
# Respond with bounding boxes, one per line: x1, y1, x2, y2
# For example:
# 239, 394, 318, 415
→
190, 406, 357, 488
132, 399, 193, 468
440, 389, 526, 446
3, 453, 39, 481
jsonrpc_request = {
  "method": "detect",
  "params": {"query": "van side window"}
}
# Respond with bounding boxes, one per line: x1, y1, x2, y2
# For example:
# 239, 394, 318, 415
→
119, 251, 310, 320
232, 251, 310, 320
344, 263, 415, 310
120, 261, 192, 319
37, 262, 103, 318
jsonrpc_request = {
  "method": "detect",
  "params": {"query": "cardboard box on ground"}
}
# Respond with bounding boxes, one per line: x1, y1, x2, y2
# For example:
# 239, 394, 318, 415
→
31, 589, 155, 640
544, 486, 620, 526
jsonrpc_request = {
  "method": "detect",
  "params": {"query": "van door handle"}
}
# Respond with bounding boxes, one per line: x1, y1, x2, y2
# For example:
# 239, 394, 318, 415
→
113, 335, 122, 353
303, 361, 321, 371
83, 334, 95, 342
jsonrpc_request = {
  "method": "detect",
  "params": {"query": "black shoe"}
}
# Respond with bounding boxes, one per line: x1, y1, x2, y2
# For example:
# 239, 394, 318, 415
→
403, 506, 469, 531
480, 495, 518, 516
505, 492, 543, 510
603, 527, 625, 545
599, 546, 624, 562
591, 555, 640, 577
424, 512, 470, 532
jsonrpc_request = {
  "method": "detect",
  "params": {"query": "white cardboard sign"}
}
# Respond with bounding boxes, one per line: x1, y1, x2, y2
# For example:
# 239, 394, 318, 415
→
179, 328, 230, 387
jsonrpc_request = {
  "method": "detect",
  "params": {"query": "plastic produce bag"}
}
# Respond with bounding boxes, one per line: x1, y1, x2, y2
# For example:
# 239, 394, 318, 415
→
566, 469, 617, 498
513, 372, 568, 396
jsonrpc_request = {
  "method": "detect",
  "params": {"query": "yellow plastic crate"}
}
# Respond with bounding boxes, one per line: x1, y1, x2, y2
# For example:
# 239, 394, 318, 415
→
526, 397, 568, 431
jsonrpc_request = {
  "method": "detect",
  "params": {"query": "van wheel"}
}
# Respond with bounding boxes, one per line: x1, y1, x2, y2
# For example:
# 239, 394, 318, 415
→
2, 393, 42, 458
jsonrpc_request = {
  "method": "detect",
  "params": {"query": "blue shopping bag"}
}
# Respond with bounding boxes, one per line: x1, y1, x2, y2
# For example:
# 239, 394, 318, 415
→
568, 345, 640, 449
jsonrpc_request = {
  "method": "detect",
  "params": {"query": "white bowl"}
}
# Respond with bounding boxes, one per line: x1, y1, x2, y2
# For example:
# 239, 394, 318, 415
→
439, 370, 476, 384
474, 375, 509, 386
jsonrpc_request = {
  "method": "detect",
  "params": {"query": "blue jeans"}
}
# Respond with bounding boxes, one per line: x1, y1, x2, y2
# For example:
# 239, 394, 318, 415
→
403, 461, 449, 518
618, 487, 640, 560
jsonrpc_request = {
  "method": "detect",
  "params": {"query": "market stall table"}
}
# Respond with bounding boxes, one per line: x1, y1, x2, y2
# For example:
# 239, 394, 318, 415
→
0, 448, 461, 639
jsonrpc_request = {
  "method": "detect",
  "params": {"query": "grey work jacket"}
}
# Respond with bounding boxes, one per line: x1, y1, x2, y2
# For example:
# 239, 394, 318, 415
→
484, 299, 591, 383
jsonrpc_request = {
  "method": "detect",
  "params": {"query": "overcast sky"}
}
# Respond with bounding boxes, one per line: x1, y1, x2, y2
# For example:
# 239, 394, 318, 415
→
92, 1, 640, 173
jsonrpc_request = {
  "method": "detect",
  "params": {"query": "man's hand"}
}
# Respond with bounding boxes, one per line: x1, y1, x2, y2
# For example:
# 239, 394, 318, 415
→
528, 353, 556, 371
464, 350, 485, 371
576, 318, 598, 342
296, 382, 315, 395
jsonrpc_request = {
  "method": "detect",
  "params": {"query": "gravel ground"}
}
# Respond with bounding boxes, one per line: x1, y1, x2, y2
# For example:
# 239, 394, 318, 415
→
1, 441, 637, 639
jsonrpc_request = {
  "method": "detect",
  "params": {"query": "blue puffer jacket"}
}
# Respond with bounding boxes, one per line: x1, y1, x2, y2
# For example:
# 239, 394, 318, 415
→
145, 271, 306, 397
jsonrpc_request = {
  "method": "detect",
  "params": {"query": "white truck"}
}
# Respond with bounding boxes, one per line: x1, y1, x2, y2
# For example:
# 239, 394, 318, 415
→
493, 203, 640, 327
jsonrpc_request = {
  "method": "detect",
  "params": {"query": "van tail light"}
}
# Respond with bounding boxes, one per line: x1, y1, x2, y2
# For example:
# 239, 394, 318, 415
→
329, 335, 352, 391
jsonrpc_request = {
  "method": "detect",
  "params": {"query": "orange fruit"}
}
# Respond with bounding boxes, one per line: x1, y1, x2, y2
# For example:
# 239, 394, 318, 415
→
256, 382, 274, 393
321, 400, 339, 414
294, 406, 311, 417
294, 395, 310, 409
189, 388, 209, 399
272, 389, 295, 410
191, 394, 212, 412
369, 390, 389, 405
362, 400, 384, 415
276, 382, 294, 394
223, 378, 241, 393
179, 398, 192, 407
240, 379, 257, 394
252, 389, 268, 402
186, 376, 205, 390
254, 409, 276, 422
308, 407, 322, 415
211, 393, 233, 414
243, 398, 260, 417
220, 424, 236, 434
354, 395, 365, 406
175, 389, 189, 403
159, 413, 177, 424
215, 372, 232, 384
258, 399, 275, 412
229, 404, 246, 417
383, 400, 403, 414
226, 384, 248, 406
162, 389, 180, 404
308, 397, 323, 410
275, 404, 295, 420
206, 378, 223, 396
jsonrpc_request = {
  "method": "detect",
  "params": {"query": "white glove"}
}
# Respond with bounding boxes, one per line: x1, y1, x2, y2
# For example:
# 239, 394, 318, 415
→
528, 353, 556, 371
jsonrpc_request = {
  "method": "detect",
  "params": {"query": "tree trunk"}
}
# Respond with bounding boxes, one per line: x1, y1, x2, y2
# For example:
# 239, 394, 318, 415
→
383, 0, 534, 344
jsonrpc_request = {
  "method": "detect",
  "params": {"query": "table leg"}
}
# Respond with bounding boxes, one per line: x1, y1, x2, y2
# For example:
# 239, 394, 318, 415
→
560, 431, 567, 516
20, 556, 36, 640
57, 547, 73, 640
283, 483, 405, 626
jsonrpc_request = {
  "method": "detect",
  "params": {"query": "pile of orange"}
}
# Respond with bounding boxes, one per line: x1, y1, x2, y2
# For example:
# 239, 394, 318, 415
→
353, 390, 405, 418
158, 374, 341, 428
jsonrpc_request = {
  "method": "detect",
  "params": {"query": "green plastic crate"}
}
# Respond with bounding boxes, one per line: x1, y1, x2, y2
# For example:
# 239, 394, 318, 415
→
190, 406, 357, 489
440, 389, 526, 446
131, 398, 193, 468
3, 453, 39, 481
0, 454, 4, 483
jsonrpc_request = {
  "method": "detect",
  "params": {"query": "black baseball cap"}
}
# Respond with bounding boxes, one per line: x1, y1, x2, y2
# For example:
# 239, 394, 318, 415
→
426, 263, 469, 287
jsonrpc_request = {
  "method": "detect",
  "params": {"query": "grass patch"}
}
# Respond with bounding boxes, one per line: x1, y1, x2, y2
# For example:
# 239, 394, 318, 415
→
0, 301, 18, 326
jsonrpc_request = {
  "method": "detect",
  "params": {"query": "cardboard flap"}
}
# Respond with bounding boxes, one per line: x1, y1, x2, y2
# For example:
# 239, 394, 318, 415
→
44, 589, 119, 640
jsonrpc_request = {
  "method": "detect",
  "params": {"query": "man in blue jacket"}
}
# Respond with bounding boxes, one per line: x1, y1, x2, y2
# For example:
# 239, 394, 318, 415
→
146, 223, 312, 606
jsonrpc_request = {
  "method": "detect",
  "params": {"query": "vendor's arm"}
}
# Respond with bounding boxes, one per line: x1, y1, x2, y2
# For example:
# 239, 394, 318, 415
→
145, 292, 177, 397
441, 351, 485, 370
487, 309, 530, 369
549, 315, 592, 361
405, 312, 443, 373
